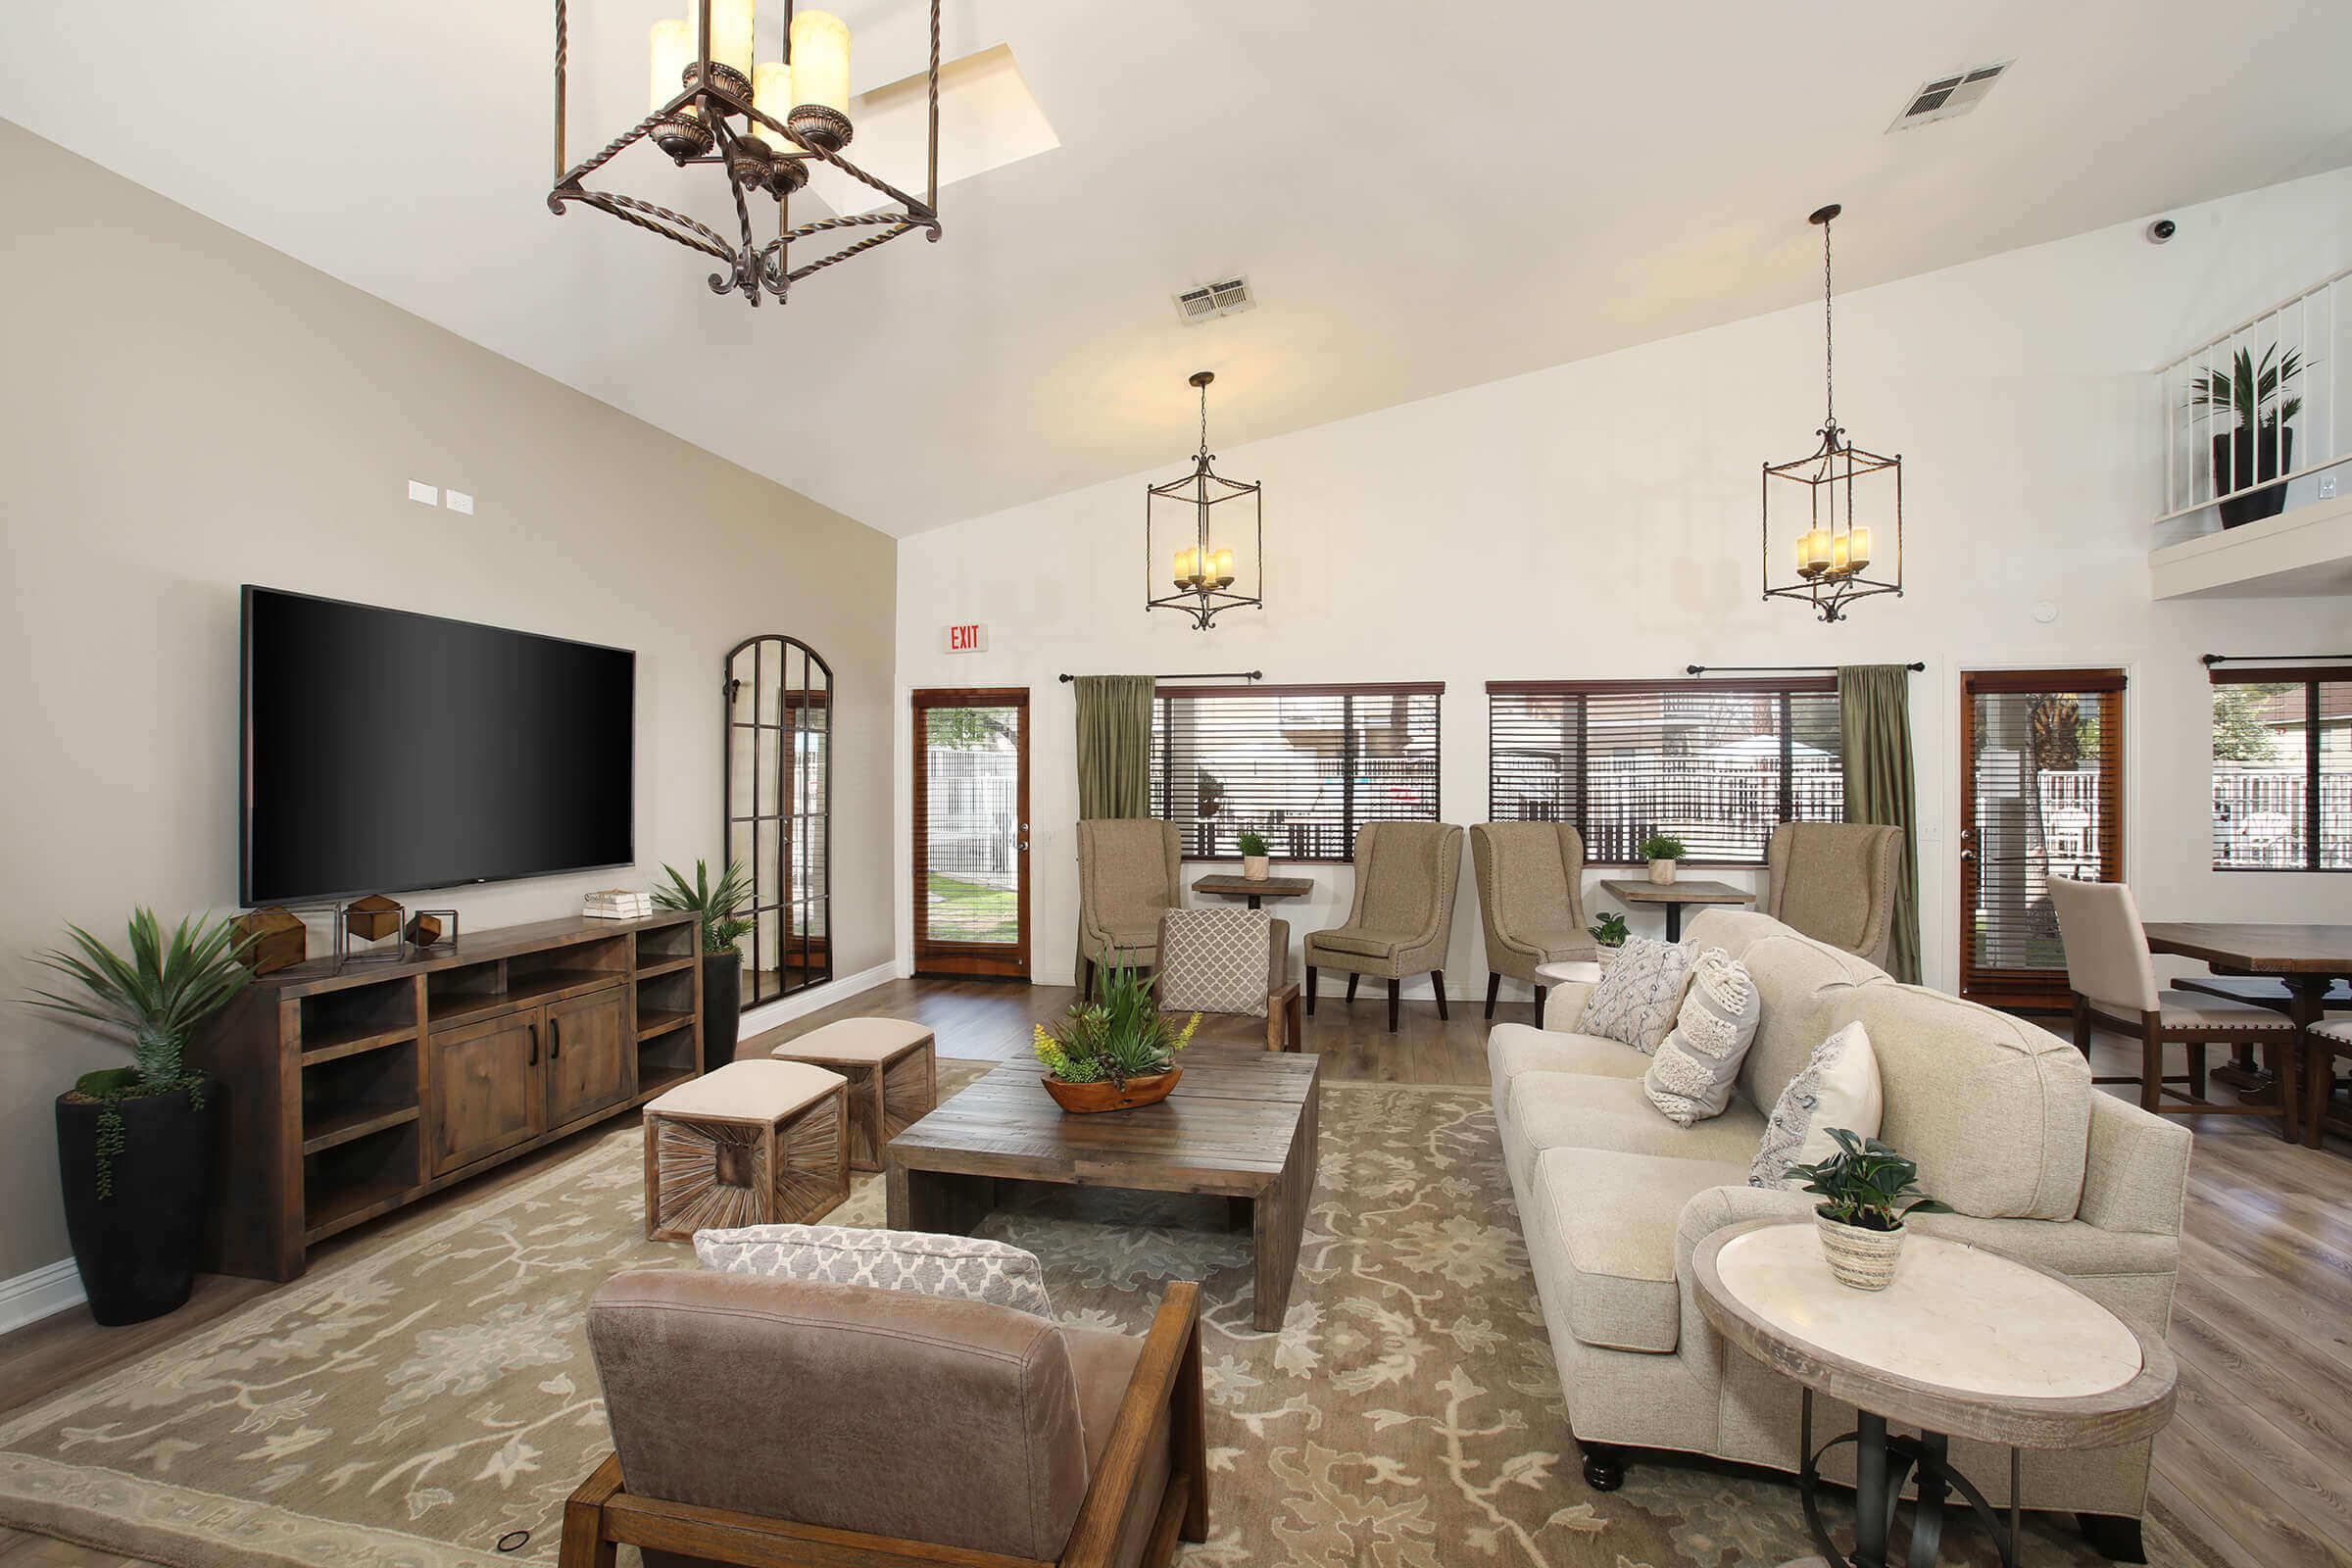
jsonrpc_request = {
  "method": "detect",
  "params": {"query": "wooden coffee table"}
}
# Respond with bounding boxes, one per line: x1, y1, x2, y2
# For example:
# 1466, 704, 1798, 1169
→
886, 1045, 1321, 1330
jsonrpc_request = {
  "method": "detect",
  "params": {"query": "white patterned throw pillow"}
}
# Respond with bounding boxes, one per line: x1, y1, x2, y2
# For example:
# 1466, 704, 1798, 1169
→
1578, 935, 1697, 1054
695, 1223, 1054, 1318
1747, 1019, 1885, 1188
1155, 906, 1270, 1016
1642, 949, 1761, 1125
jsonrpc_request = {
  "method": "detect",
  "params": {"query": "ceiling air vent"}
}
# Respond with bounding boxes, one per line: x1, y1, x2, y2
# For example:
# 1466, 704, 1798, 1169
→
1173, 275, 1254, 324
1886, 61, 2011, 131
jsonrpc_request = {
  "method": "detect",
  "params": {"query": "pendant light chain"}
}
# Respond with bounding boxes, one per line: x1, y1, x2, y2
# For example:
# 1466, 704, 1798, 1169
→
1200, 378, 1211, 460
1822, 213, 1835, 434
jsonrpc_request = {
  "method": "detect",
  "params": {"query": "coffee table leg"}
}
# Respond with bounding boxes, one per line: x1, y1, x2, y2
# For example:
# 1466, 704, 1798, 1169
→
1250, 1089, 1316, 1331
887, 1163, 995, 1235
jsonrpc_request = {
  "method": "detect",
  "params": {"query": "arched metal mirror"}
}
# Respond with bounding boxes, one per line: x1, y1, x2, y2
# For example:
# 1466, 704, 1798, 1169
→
725, 635, 833, 1007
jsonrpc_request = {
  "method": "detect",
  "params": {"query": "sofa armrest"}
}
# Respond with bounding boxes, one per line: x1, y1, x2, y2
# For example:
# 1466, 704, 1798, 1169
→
1541, 981, 1595, 1033
1674, 1182, 1811, 1277
2075, 1091, 2191, 1238
1064, 1281, 1206, 1566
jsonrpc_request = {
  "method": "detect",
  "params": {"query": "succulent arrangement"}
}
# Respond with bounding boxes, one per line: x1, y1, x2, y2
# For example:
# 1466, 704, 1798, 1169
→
653, 858, 756, 953
1587, 911, 1630, 949
1785, 1128, 1951, 1233
1034, 956, 1198, 1088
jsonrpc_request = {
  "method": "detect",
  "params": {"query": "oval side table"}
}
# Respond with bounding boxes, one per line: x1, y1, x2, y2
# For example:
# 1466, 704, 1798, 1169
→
1691, 1218, 2177, 1568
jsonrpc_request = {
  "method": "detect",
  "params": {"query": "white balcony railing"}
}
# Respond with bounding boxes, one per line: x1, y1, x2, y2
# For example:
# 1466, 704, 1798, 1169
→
2154, 265, 2349, 526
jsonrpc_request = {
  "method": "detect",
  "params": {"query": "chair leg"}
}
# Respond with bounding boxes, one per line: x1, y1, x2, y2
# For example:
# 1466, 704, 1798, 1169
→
1432, 971, 1448, 1022
2185, 1041, 2208, 1101
1387, 978, 1399, 1033
2306, 1038, 2334, 1151
1082, 958, 1096, 1004
2072, 995, 2092, 1057
1346, 973, 1360, 1004
1304, 965, 1316, 1016
1534, 985, 1547, 1022
2139, 1019, 2163, 1112
1484, 972, 1500, 1021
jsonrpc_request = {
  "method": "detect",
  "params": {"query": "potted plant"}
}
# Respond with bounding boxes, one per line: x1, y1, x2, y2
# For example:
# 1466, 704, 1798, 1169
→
1638, 832, 1686, 886
654, 858, 756, 1069
2188, 343, 2304, 528
1032, 956, 1199, 1112
27, 909, 253, 1325
1784, 1128, 1951, 1291
1237, 828, 1272, 882
1588, 911, 1630, 973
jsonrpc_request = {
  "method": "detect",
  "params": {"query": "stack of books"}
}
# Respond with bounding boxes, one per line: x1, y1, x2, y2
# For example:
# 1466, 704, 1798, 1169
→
583, 889, 653, 920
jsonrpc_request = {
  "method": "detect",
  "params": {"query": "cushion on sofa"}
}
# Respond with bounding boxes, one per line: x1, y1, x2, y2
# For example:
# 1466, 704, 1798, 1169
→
1850, 983, 2091, 1221
1504, 1070, 1766, 1188
1489, 1022, 1652, 1084
1528, 1147, 1750, 1353
1580, 936, 1696, 1053
1728, 929, 1887, 1114
1681, 907, 1791, 959
1642, 949, 1761, 1125
1747, 1019, 1883, 1188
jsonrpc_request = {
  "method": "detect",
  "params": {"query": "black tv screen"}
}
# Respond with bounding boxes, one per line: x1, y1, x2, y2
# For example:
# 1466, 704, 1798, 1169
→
240, 587, 635, 906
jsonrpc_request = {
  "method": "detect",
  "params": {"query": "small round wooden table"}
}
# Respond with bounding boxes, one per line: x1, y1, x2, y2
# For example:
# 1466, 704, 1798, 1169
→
1691, 1219, 2177, 1568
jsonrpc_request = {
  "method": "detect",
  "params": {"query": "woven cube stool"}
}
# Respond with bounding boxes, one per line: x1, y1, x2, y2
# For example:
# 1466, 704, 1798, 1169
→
769, 1017, 937, 1172
642, 1060, 850, 1243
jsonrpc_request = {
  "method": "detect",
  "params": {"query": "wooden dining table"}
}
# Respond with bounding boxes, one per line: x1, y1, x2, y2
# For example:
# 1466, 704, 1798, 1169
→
2142, 921, 2352, 1150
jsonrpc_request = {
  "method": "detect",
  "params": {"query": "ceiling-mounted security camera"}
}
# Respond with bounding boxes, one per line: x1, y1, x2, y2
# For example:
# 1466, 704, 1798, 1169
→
2147, 218, 2178, 244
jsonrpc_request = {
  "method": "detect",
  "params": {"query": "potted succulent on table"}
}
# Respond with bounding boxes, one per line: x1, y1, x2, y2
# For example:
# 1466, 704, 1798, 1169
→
1238, 828, 1272, 882
2187, 343, 2304, 528
1785, 1127, 1951, 1291
653, 858, 756, 1069
28, 909, 254, 1326
1638, 832, 1686, 886
1033, 956, 1199, 1112
1588, 911, 1630, 973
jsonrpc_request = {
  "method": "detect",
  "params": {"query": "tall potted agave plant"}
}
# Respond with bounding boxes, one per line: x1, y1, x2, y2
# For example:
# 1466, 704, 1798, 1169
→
653, 858, 755, 1068
28, 910, 253, 1325
2188, 343, 2304, 528
1032, 956, 1198, 1112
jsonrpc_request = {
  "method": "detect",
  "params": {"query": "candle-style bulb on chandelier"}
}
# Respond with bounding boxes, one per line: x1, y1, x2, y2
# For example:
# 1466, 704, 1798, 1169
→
1761, 203, 1903, 622
1147, 372, 1264, 631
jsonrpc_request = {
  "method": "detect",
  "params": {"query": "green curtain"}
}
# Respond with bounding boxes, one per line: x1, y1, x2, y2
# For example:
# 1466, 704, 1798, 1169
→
1838, 664, 1921, 984
1073, 675, 1155, 818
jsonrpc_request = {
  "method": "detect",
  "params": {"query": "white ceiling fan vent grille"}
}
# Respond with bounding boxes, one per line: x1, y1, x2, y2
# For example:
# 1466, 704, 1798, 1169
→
1173, 275, 1254, 323
1886, 61, 2012, 131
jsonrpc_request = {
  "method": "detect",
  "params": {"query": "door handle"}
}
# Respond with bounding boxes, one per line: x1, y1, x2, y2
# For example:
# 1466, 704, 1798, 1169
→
1958, 848, 1977, 861
527, 1022, 539, 1066
550, 1017, 562, 1059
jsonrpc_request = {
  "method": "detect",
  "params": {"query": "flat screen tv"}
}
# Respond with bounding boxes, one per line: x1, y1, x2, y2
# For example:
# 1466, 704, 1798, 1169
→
240, 586, 635, 906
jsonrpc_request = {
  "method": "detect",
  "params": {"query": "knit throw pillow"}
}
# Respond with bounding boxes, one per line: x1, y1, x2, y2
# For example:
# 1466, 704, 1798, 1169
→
695, 1223, 1054, 1318
1747, 1019, 1885, 1188
1155, 906, 1270, 1016
1579, 935, 1697, 1054
1642, 949, 1761, 1125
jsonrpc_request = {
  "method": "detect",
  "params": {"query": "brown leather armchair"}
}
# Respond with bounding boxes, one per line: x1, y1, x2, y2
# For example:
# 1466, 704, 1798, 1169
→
563, 1270, 1206, 1568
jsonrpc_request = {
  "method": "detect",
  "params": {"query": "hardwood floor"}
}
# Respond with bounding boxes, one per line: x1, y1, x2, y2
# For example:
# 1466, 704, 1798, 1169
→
3, 976, 2348, 1567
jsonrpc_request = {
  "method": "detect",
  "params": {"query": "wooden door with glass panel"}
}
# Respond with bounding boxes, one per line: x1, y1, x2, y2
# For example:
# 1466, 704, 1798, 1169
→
1958, 669, 2125, 1009
911, 689, 1031, 979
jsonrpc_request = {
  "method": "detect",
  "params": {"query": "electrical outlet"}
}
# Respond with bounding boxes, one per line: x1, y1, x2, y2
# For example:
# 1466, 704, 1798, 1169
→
445, 489, 474, 514
407, 479, 438, 506
2320, 473, 2339, 500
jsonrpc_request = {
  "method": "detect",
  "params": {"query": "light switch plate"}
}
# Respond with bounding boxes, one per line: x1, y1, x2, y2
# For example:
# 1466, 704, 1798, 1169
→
407, 479, 438, 506
445, 489, 474, 514
2321, 473, 2339, 500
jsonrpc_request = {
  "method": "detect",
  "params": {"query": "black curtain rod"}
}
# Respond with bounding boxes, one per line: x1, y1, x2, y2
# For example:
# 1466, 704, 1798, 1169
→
1685, 662, 1924, 676
1057, 670, 1263, 683
2201, 653, 2352, 666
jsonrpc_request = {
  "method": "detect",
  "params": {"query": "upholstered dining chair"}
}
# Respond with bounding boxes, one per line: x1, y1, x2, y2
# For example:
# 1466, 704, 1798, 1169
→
1759, 821, 1905, 968
1469, 822, 1595, 1021
1303, 821, 1464, 1033
2046, 876, 2300, 1138
564, 1269, 1207, 1568
1154, 906, 1302, 1052
1076, 818, 1183, 1000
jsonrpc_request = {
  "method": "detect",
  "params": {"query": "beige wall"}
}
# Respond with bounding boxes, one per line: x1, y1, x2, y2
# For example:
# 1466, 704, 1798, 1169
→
0, 122, 898, 1284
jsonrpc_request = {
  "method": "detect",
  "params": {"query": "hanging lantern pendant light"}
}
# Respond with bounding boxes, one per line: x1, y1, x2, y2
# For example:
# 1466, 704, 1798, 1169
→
1761, 203, 1902, 622
1147, 371, 1263, 631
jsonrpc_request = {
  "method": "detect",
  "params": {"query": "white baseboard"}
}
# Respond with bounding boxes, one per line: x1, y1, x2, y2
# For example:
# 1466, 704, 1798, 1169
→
736, 959, 902, 1040
0, 1256, 84, 1336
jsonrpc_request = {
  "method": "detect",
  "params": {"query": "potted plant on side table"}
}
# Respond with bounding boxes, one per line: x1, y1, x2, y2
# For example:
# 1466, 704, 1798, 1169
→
1638, 832, 1686, 886
1238, 829, 1272, 882
1588, 911, 1629, 973
654, 858, 756, 1069
1785, 1127, 1950, 1291
28, 909, 253, 1326
1033, 957, 1198, 1112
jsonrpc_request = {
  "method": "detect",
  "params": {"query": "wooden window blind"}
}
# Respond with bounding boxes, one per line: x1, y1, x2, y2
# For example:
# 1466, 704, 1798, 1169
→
2211, 663, 2352, 872
1151, 682, 1443, 860
1486, 677, 1844, 864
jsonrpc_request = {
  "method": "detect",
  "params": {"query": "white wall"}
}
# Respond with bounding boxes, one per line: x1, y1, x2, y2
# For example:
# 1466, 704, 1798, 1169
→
897, 169, 2352, 1001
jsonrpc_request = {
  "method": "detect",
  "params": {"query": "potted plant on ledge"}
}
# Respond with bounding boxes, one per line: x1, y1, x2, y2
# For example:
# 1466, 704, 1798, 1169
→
1033, 957, 1198, 1112
28, 909, 253, 1326
2189, 342, 2304, 528
654, 858, 755, 1069
1588, 911, 1630, 973
1785, 1127, 1950, 1291
1238, 828, 1272, 882
1638, 832, 1686, 886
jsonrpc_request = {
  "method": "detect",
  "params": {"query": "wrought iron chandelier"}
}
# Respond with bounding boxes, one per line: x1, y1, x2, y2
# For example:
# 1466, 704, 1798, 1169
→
548, 0, 941, 308
1761, 203, 1903, 622
1148, 372, 1263, 631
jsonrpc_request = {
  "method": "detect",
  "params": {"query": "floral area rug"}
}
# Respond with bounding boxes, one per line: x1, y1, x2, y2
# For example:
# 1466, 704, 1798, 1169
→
0, 1069, 2192, 1567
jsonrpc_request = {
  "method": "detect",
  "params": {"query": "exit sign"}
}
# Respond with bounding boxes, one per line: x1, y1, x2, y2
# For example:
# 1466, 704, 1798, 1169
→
943, 622, 989, 654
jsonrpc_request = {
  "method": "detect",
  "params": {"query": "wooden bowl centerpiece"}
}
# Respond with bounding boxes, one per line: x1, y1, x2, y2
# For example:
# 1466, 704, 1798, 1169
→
1032, 956, 1199, 1115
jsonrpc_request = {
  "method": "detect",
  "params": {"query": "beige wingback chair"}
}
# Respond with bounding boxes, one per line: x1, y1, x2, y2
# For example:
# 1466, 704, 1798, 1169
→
567, 1269, 1206, 1568
1303, 821, 1463, 1033
1076, 818, 1183, 1000
1759, 822, 1904, 968
1470, 822, 1596, 1022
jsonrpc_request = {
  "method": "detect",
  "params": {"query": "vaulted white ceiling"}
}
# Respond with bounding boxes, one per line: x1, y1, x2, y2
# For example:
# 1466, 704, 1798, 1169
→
6, 2, 2351, 535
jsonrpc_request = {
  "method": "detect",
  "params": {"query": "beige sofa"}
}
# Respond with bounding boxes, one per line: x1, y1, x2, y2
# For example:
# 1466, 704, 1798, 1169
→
1489, 908, 2188, 1556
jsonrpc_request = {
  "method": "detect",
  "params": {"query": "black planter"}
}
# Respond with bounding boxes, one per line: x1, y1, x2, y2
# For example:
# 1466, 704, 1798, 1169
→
701, 951, 743, 1069
2214, 425, 2293, 528
55, 1079, 216, 1327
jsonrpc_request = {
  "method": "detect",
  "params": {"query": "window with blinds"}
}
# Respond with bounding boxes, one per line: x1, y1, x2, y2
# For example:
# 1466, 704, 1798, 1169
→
2211, 664, 2351, 871
1486, 678, 1844, 864
1151, 682, 1443, 859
